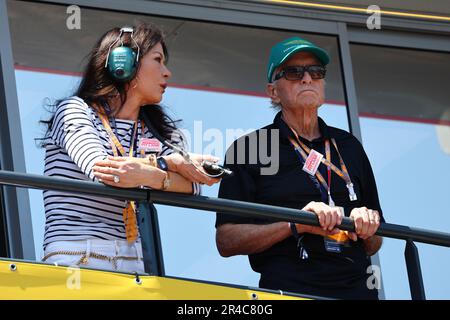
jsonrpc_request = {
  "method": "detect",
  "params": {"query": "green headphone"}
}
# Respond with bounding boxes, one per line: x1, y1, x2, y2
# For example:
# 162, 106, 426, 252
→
105, 27, 140, 82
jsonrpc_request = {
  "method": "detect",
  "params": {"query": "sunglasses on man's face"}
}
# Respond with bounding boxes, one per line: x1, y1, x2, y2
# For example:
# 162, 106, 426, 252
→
273, 65, 327, 82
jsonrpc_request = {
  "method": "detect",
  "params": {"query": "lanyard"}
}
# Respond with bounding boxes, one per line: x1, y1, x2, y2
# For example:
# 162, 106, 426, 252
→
96, 107, 147, 244
97, 109, 146, 159
287, 126, 357, 203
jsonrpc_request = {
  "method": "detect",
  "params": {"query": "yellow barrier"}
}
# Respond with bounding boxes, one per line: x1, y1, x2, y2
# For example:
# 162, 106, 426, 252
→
0, 259, 305, 300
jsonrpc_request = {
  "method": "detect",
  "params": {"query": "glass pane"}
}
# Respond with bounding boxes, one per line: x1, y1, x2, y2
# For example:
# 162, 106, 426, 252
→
9, 0, 350, 289
0, 176, 7, 257
352, 43, 450, 299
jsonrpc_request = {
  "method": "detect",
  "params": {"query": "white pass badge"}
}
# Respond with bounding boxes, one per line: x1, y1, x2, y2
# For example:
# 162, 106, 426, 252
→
347, 183, 358, 201
139, 138, 162, 153
302, 149, 324, 176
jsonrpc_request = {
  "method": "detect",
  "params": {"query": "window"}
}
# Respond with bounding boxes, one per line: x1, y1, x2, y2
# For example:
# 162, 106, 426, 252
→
0, 181, 8, 257
351, 44, 450, 299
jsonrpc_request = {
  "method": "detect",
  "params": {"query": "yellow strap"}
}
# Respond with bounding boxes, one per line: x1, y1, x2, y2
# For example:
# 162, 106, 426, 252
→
97, 108, 147, 243
123, 202, 138, 243
97, 109, 146, 159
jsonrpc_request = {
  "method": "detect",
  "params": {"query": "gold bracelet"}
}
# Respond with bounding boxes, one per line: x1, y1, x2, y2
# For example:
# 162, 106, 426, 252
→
147, 154, 157, 167
161, 171, 171, 191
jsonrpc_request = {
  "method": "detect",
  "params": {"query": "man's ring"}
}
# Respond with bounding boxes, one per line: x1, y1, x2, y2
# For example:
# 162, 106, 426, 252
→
113, 175, 120, 183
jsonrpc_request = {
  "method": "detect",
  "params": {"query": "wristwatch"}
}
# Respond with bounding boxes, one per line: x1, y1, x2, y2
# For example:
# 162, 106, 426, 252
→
157, 156, 169, 171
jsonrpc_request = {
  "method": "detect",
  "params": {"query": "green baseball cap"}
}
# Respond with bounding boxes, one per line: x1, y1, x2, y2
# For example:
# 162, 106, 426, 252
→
267, 37, 330, 82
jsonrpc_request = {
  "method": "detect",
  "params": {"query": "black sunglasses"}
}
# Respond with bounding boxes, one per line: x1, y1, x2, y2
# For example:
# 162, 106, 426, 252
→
273, 65, 326, 82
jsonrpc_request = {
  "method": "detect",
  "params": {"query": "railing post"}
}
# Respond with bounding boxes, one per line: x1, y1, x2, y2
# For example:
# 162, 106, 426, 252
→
137, 201, 165, 276
404, 240, 426, 300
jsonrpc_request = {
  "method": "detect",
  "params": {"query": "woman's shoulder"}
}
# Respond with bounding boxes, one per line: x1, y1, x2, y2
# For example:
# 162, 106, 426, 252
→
55, 96, 90, 112
54, 96, 96, 119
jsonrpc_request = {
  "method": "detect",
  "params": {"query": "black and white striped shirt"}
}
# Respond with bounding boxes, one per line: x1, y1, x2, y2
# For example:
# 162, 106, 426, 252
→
43, 96, 199, 247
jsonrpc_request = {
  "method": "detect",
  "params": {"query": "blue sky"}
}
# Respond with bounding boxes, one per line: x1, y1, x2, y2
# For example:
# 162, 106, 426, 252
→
15, 69, 450, 299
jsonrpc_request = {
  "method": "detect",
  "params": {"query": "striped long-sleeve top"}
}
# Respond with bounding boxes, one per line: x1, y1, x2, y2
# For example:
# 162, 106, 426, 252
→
43, 96, 199, 247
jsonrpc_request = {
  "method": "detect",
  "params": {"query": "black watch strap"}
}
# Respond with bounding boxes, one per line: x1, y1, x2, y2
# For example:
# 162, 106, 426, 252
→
157, 156, 169, 171
289, 222, 308, 260
289, 222, 300, 240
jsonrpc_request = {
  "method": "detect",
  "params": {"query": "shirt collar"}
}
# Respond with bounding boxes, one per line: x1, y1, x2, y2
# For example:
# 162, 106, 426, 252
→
273, 111, 330, 144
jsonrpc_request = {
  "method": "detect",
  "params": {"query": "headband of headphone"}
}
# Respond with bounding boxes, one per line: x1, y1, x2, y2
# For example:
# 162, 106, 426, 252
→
104, 27, 141, 82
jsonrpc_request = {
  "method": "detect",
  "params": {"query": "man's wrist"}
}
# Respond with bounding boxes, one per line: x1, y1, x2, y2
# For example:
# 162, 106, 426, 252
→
295, 223, 311, 234
362, 235, 382, 256
288, 222, 310, 235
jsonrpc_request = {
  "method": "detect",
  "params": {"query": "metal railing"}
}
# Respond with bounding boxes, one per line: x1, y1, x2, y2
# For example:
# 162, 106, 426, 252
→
1, 170, 450, 300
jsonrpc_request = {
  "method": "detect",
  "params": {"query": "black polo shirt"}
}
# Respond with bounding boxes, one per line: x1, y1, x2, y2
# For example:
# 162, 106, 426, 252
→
216, 112, 384, 300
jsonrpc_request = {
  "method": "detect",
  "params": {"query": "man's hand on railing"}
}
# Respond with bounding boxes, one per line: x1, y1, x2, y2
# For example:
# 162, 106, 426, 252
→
298, 201, 344, 234
346, 207, 381, 241
345, 207, 383, 256
297, 202, 383, 254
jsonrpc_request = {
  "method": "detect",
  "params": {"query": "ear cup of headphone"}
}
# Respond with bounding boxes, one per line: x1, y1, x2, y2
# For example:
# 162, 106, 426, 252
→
107, 46, 137, 82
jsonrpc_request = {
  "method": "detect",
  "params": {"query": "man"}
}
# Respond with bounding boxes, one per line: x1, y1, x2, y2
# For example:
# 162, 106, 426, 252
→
215, 37, 384, 300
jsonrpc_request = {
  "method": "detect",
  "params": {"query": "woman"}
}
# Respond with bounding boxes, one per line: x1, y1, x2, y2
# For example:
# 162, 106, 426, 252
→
41, 23, 219, 273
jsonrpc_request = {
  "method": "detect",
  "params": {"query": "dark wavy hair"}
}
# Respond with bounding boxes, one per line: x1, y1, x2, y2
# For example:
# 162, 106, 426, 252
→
41, 22, 178, 145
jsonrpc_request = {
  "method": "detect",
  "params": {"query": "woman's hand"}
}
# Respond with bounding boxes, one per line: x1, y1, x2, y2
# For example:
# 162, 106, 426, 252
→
163, 153, 221, 186
92, 156, 162, 188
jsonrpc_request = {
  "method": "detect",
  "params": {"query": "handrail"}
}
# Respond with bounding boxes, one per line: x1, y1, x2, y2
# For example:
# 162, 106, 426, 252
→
1, 170, 449, 248
1, 169, 449, 300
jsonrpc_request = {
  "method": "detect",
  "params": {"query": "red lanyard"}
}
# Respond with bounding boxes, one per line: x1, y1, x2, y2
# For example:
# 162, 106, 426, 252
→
287, 126, 358, 203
